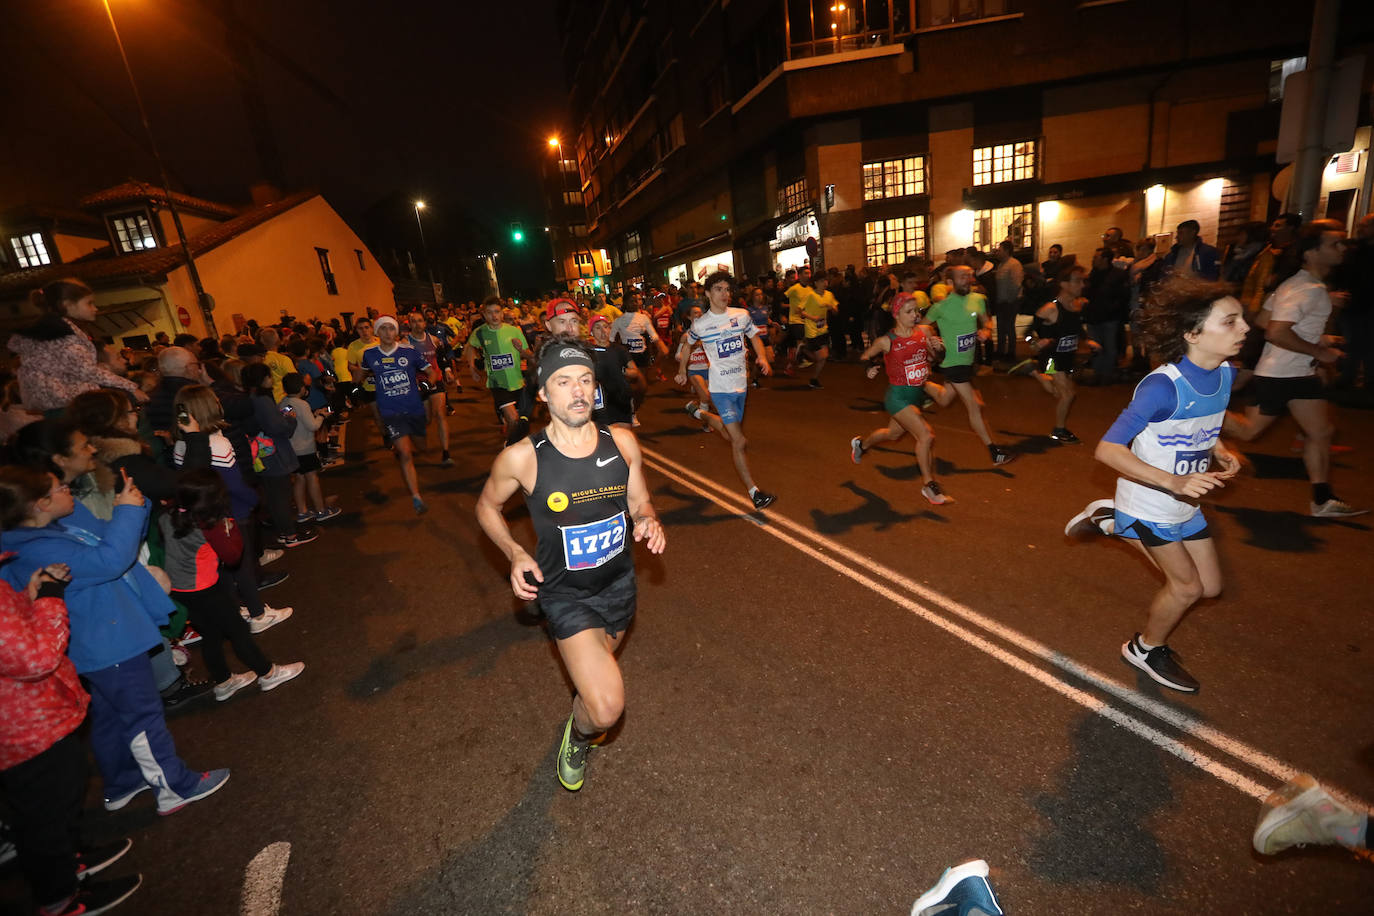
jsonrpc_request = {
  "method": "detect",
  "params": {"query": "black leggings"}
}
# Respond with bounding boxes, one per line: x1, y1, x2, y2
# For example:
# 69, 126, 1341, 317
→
229, 513, 266, 619
260, 473, 296, 537
0, 732, 84, 907
177, 577, 272, 683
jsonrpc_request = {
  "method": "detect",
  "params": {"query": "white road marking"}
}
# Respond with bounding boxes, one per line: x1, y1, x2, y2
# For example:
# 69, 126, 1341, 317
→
642, 446, 1372, 811
241, 842, 291, 916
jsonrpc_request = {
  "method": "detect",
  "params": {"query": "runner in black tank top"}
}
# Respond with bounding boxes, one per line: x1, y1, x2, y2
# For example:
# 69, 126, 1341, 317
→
476, 337, 665, 793
1030, 265, 1089, 444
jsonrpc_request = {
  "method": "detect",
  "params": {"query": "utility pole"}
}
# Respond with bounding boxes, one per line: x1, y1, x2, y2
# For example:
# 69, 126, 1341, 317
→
1290, 0, 1341, 219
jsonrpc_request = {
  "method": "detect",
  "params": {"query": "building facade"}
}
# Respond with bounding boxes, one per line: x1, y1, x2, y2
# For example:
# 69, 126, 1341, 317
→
555, 0, 1374, 289
0, 182, 395, 348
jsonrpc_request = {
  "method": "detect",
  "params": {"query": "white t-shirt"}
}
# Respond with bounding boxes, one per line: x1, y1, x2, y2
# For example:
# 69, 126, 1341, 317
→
610, 311, 659, 354
688, 306, 758, 394
1255, 269, 1330, 379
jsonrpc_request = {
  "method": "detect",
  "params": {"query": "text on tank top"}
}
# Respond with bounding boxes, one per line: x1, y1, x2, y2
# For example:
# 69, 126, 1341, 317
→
885, 328, 931, 387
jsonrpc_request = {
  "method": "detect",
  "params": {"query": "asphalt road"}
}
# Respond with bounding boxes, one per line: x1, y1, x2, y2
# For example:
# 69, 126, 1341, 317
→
4, 360, 1372, 915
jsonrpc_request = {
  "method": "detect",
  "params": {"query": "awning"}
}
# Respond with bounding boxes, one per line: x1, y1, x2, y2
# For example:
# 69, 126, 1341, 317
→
650, 230, 732, 267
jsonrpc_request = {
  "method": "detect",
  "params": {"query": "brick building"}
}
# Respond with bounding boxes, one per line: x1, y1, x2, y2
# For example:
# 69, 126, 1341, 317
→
554, 0, 1374, 289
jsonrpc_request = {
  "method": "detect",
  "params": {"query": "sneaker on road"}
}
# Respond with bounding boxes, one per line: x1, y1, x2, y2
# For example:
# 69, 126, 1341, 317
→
413, 496, 428, 516
277, 529, 318, 548
1065, 498, 1115, 538
921, 481, 952, 506
557, 714, 590, 791
1051, 427, 1081, 444
751, 489, 777, 510
1253, 773, 1366, 855
684, 400, 703, 420
808, 378, 823, 389
294, 511, 313, 524
1121, 635, 1199, 693
249, 606, 293, 635
990, 446, 1016, 466
47, 873, 142, 916
178, 625, 202, 646
850, 436, 864, 465
911, 859, 1003, 916
161, 675, 213, 712
76, 838, 133, 881
1310, 498, 1369, 518
259, 661, 305, 692
259, 547, 284, 566
157, 768, 230, 816
314, 506, 342, 522
102, 785, 150, 812
213, 671, 258, 702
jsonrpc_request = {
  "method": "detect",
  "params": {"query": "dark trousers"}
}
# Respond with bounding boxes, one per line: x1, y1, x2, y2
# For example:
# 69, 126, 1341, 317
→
0, 733, 84, 907
177, 577, 272, 683
230, 513, 266, 619
994, 304, 1019, 359
260, 473, 296, 538
84, 654, 200, 811
1086, 320, 1122, 382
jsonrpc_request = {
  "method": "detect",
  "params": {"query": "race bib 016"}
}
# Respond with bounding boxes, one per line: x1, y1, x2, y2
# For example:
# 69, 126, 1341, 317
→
1173, 449, 1211, 475
489, 352, 516, 372
956, 332, 977, 352
561, 512, 627, 571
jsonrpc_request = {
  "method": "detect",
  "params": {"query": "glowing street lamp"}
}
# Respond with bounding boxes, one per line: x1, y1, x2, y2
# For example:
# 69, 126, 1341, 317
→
413, 200, 436, 298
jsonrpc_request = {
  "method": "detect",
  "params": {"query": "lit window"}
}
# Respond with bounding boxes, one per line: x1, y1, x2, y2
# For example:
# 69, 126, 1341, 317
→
570, 223, 588, 238
574, 252, 593, 266
559, 158, 578, 175
862, 156, 927, 201
779, 178, 808, 213
111, 213, 158, 253
562, 190, 584, 206
972, 141, 1037, 186
9, 232, 51, 269
972, 205, 1033, 250
864, 215, 926, 267
624, 230, 641, 263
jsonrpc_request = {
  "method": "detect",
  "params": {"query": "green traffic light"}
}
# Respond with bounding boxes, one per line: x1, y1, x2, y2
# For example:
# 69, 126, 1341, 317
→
512, 231, 524, 242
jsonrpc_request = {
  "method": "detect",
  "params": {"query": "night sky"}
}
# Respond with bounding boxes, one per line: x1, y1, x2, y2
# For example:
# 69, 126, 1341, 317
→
2, 0, 567, 290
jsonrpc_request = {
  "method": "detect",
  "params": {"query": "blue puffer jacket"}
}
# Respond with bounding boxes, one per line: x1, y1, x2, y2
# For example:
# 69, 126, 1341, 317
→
0, 500, 171, 674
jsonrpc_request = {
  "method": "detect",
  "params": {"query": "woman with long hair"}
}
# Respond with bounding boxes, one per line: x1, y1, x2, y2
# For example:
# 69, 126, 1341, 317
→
6, 279, 147, 416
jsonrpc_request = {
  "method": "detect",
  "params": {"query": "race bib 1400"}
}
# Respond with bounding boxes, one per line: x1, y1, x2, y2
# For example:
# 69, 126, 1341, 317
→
489, 352, 516, 372
561, 512, 627, 571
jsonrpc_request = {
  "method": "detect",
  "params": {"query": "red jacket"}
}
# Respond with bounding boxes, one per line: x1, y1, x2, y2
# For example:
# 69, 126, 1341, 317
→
0, 579, 89, 771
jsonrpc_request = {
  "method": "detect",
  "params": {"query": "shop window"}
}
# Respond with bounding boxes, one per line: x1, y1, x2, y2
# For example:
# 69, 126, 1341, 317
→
862, 155, 927, 201
111, 212, 158, 253
779, 177, 809, 213
973, 205, 1033, 250
864, 215, 927, 266
316, 247, 338, 295
9, 232, 51, 269
972, 140, 1036, 186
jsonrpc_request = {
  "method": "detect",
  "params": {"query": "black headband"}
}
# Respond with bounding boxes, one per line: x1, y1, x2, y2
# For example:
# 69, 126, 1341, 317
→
538, 344, 595, 386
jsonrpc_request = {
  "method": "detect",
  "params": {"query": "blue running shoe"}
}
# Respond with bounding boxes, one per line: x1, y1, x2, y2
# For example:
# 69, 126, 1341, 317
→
911, 859, 1003, 916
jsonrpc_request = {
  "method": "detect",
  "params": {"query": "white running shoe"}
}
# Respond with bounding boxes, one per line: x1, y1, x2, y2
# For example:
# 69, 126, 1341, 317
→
259, 662, 305, 692
1065, 498, 1115, 538
1310, 498, 1369, 519
259, 548, 284, 566
213, 671, 258, 702
248, 606, 293, 635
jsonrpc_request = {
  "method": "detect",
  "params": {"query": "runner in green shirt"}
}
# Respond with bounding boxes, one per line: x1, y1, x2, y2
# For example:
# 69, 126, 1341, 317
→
463, 297, 531, 444
921, 266, 1015, 465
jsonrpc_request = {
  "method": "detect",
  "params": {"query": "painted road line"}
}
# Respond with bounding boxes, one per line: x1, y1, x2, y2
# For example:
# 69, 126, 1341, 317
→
641, 446, 1373, 811
241, 842, 291, 916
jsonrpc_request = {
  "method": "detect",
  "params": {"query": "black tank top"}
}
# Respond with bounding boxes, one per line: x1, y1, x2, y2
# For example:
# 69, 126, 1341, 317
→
525, 427, 633, 596
1033, 303, 1083, 354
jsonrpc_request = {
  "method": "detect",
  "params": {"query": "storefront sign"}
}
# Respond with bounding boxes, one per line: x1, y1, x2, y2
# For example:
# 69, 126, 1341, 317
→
771, 210, 819, 252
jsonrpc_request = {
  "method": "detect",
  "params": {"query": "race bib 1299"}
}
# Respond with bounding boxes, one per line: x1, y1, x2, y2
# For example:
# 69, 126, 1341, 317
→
561, 512, 627, 571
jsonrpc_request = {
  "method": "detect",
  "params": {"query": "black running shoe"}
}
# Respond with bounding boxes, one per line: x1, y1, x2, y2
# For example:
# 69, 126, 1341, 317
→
1051, 428, 1081, 444
990, 446, 1016, 466
257, 569, 289, 590
47, 874, 142, 916
1122, 635, 1199, 693
751, 489, 776, 510
161, 675, 213, 712
1064, 498, 1115, 538
76, 838, 133, 881
808, 378, 823, 389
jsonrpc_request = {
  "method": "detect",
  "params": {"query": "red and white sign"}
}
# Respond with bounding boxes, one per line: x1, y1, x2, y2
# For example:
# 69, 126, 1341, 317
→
177, 306, 192, 328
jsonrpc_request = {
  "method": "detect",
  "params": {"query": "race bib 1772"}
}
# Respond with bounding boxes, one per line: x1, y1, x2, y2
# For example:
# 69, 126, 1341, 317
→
561, 512, 627, 571
489, 352, 516, 372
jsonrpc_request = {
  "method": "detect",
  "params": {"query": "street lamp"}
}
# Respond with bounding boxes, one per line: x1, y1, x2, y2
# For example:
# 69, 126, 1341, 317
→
413, 200, 437, 302
101, 0, 217, 337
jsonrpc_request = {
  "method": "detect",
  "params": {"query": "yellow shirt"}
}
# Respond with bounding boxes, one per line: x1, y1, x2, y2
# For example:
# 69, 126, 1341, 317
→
589, 304, 622, 323
802, 290, 837, 338
264, 350, 295, 402
785, 283, 809, 325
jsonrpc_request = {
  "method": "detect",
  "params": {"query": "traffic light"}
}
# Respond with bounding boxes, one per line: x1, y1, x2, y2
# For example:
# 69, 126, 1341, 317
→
591, 276, 603, 289
510, 221, 524, 243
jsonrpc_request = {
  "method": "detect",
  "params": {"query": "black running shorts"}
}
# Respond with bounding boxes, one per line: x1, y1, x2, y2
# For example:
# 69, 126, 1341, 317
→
940, 364, 975, 384
538, 571, 637, 640
1253, 374, 1324, 417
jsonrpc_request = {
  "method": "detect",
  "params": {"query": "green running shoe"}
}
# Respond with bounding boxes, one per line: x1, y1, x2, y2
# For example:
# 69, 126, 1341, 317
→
557, 714, 590, 791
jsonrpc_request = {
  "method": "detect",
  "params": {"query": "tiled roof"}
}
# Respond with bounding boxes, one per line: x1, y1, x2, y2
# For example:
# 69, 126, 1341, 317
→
78, 180, 241, 220
0, 191, 317, 298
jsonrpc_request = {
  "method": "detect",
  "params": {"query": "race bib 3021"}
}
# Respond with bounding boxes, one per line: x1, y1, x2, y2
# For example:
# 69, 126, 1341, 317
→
489, 352, 516, 372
